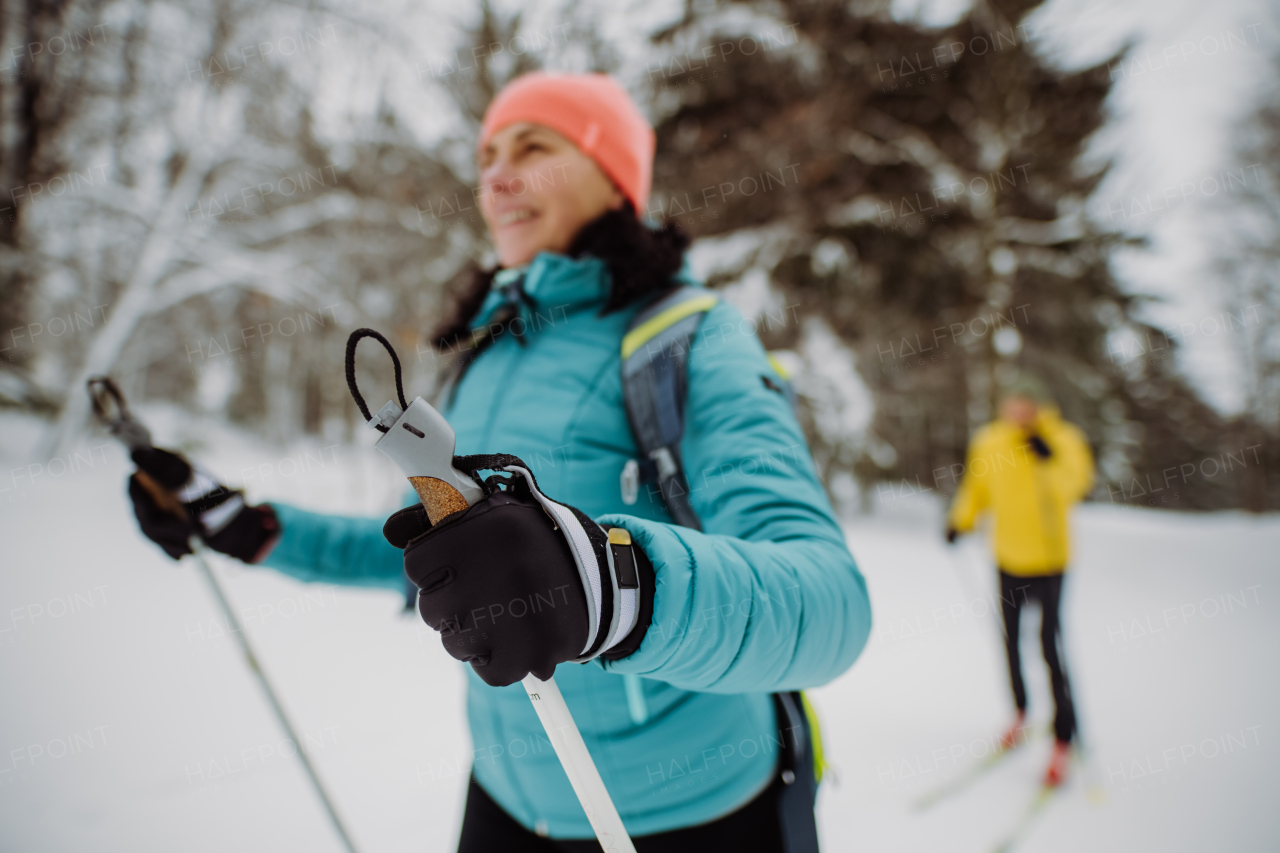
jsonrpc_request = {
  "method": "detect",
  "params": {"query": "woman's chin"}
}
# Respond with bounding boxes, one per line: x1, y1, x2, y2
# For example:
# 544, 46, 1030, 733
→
497, 240, 552, 269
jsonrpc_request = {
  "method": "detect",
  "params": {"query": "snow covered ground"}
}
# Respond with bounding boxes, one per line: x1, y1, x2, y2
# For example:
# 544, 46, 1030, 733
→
1, 411, 1276, 852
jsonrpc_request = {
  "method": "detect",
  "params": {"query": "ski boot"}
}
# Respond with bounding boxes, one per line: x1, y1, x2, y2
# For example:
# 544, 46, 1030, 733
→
1044, 739, 1071, 787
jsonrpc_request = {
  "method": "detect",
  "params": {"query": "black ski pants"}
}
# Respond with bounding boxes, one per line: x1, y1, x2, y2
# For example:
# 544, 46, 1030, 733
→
456, 773, 787, 853
999, 570, 1076, 744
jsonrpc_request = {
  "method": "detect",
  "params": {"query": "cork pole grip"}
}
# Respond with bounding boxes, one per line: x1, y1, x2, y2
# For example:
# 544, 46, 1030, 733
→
136, 470, 189, 519
409, 477, 472, 525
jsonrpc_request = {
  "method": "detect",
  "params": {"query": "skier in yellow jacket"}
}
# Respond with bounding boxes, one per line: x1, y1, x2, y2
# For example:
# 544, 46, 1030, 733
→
946, 379, 1094, 787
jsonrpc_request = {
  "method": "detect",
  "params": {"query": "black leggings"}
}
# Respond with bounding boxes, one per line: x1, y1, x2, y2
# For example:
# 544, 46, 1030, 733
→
456, 774, 786, 853
999, 570, 1076, 743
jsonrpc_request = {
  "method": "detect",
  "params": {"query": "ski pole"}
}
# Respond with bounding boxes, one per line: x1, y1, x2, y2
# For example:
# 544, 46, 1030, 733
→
345, 330, 636, 853
87, 377, 361, 853
521, 674, 635, 852
947, 536, 1006, 644
187, 538, 363, 851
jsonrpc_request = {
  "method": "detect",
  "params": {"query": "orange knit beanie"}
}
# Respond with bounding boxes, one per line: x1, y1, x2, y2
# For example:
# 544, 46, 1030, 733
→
478, 72, 656, 214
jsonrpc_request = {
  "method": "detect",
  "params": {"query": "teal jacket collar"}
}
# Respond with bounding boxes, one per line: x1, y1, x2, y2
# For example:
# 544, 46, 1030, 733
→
469, 251, 610, 332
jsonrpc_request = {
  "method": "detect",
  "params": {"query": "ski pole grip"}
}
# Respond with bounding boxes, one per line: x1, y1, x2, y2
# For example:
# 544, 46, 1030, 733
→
344, 327, 483, 521
409, 477, 472, 525
366, 396, 485, 516
135, 470, 189, 519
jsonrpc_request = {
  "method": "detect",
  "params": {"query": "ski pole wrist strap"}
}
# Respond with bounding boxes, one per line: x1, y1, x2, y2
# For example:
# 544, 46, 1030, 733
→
599, 530, 656, 662
488, 463, 643, 661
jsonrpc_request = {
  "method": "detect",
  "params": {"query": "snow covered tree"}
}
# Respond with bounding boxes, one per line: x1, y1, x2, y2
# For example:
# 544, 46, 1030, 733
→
645, 0, 1234, 509
3, 0, 483, 455
1209, 43, 1280, 511
0, 0, 114, 411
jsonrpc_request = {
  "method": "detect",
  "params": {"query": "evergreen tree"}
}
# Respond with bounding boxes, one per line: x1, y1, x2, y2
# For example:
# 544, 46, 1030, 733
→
646, 0, 1234, 510
1210, 43, 1280, 511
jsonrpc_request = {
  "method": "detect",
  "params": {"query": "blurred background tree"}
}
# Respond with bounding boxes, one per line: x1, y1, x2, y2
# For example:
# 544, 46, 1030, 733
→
1, 0, 1271, 510
1, 0, 488, 456
643, 0, 1257, 511
1211, 42, 1280, 511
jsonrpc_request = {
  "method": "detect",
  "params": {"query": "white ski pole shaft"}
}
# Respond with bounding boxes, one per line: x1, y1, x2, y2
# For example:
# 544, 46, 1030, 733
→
189, 539, 361, 853
522, 674, 636, 853
345, 332, 634, 848
86, 376, 358, 851
950, 539, 1007, 644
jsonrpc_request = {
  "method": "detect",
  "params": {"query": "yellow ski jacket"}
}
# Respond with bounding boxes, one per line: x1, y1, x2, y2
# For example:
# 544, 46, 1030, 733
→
948, 409, 1094, 575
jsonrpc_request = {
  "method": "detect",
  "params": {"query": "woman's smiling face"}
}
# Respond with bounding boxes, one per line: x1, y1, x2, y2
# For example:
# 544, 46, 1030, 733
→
478, 122, 625, 268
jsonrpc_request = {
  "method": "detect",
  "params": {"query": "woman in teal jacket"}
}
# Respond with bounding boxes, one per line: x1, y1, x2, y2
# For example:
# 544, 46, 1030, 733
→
128, 72, 870, 851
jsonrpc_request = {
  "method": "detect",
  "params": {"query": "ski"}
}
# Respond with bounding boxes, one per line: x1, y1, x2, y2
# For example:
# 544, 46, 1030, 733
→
912, 727, 1042, 812
989, 784, 1060, 853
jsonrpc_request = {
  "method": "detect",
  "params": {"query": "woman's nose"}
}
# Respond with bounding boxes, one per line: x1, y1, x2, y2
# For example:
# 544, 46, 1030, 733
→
481, 161, 518, 198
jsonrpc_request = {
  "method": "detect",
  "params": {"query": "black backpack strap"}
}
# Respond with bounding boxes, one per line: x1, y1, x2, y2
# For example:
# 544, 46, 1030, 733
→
773, 691, 822, 853
620, 287, 719, 531
621, 289, 823, 851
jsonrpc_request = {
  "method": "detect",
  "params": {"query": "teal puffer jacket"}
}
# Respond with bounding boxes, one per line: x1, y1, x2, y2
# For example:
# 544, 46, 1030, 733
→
262, 251, 872, 838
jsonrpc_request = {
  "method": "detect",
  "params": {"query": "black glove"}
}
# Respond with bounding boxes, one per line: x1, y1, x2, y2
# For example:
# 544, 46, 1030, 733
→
1027, 434, 1052, 460
945, 527, 960, 545
129, 447, 280, 563
385, 458, 654, 687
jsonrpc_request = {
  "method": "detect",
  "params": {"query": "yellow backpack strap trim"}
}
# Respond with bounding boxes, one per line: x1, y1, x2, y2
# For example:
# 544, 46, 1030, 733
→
800, 691, 826, 783
767, 352, 791, 380
621, 293, 719, 360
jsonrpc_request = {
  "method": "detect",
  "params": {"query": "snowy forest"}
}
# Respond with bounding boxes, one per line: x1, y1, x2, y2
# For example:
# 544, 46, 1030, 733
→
3, 0, 1276, 512
2, 2, 1278, 853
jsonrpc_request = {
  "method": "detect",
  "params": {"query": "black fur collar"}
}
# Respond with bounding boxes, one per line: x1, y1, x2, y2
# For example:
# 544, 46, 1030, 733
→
431, 204, 689, 351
